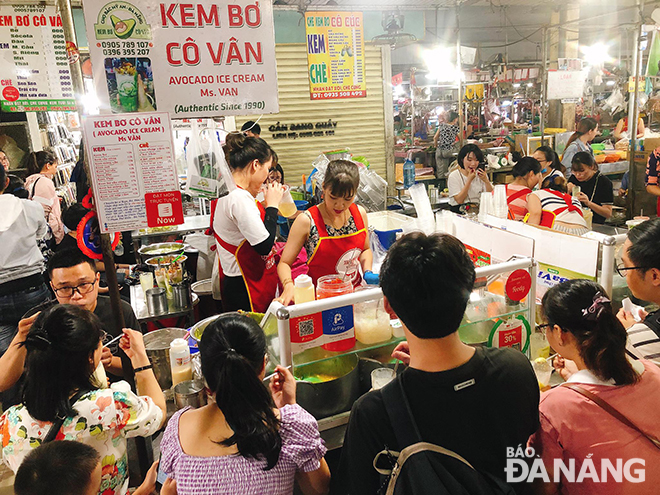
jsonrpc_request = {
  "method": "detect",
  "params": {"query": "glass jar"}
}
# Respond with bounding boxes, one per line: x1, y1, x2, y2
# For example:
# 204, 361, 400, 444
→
317, 275, 355, 351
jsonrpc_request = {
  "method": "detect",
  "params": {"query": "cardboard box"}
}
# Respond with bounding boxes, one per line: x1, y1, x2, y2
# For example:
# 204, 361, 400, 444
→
643, 137, 660, 152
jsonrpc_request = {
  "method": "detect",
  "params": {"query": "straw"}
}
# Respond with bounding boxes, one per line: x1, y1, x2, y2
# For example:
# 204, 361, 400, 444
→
264, 365, 292, 382
105, 334, 124, 353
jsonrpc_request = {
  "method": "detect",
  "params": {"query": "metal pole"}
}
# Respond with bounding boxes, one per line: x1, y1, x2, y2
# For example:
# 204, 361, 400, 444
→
456, 1, 464, 146
628, 0, 644, 218
541, 27, 548, 145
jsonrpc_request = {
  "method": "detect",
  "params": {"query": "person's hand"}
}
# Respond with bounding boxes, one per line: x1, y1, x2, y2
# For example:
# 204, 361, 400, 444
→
133, 460, 159, 495
567, 182, 574, 193
466, 169, 477, 182
137, 75, 155, 112
161, 478, 178, 495
476, 168, 489, 183
119, 328, 149, 367
101, 347, 113, 368
18, 313, 39, 339
270, 365, 296, 408
392, 341, 410, 365
276, 284, 295, 306
617, 308, 638, 330
577, 192, 589, 205
264, 182, 284, 209
552, 355, 578, 382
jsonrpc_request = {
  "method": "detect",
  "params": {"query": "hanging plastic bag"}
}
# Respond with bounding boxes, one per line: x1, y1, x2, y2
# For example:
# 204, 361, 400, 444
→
185, 120, 235, 199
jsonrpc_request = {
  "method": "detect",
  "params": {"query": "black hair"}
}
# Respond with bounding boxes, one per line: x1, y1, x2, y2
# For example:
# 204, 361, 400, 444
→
62, 203, 90, 231
27, 149, 57, 176
21, 305, 103, 421
542, 279, 638, 386
380, 233, 475, 338
457, 144, 484, 169
323, 160, 360, 199
541, 175, 568, 193
511, 151, 523, 163
0, 161, 6, 193
199, 313, 281, 469
565, 117, 598, 150
6, 174, 29, 198
224, 135, 273, 172
627, 217, 660, 272
241, 121, 261, 136
14, 441, 100, 495
47, 249, 97, 278
512, 156, 541, 178
571, 151, 597, 173
270, 149, 279, 168
269, 163, 284, 184
447, 111, 459, 122
536, 145, 562, 171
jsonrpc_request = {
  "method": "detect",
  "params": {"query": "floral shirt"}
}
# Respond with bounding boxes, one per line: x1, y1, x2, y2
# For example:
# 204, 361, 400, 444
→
0, 382, 163, 495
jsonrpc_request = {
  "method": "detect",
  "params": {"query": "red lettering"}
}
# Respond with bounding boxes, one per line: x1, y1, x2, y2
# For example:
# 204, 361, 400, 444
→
245, 42, 261, 63
228, 5, 243, 27
180, 4, 194, 27
198, 4, 220, 26
160, 3, 179, 27
0, 16, 12, 26
206, 42, 224, 64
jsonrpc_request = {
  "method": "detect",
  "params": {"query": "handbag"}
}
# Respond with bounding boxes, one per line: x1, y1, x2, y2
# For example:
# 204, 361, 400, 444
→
562, 383, 660, 450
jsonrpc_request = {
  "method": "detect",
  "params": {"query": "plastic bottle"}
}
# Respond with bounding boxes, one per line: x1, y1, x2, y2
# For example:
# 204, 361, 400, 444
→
169, 338, 192, 387
527, 123, 532, 134
403, 152, 415, 189
293, 274, 315, 304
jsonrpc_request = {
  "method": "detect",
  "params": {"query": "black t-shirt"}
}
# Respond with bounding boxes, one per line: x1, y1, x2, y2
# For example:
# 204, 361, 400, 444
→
335, 347, 540, 494
55, 234, 79, 252
25, 295, 140, 337
568, 171, 614, 224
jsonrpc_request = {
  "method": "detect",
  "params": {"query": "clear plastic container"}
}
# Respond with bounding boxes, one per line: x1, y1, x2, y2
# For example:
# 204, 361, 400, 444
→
354, 290, 391, 345
294, 274, 315, 304
170, 338, 193, 386
317, 275, 355, 351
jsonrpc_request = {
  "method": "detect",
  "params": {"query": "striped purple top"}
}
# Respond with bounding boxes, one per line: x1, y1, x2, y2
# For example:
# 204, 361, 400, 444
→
160, 404, 326, 495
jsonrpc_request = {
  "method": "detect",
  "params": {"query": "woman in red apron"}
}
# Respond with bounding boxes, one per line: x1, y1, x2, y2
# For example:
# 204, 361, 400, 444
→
277, 160, 373, 305
211, 135, 283, 313
506, 157, 542, 220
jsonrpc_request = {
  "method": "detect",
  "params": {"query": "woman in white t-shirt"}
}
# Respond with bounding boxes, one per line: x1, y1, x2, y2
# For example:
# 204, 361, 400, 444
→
447, 144, 493, 214
210, 135, 283, 313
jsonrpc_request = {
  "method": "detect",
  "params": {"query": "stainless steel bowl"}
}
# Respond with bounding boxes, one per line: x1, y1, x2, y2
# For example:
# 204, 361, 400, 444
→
295, 354, 360, 420
137, 242, 187, 263
143, 328, 187, 390
145, 254, 188, 267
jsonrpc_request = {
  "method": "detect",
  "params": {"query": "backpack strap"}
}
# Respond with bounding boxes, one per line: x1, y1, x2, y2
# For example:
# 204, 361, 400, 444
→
381, 376, 423, 448
643, 310, 660, 339
42, 389, 90, 443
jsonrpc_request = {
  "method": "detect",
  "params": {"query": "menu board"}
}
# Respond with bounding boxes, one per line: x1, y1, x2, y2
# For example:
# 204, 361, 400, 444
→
82, 0, 278, 118
0, 5, 76, 112
304, 11, 366, 100
84, 112, 183, 233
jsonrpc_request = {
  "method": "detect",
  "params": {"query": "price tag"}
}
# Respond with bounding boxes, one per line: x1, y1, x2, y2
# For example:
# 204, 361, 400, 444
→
505, 269, 532, 302
488, 315, 531, 354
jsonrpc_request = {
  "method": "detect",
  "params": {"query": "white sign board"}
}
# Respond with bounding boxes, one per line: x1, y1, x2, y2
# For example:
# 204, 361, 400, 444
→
82, 0, 279, 118
0, 5, 76, 112
84, 112, 183, 233
547, 70, 587, 101
452, 215, 535, 263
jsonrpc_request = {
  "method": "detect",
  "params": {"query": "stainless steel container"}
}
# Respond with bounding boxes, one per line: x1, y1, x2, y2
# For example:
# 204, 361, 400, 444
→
137, 242, 187, 263
145, 287, 168, 316
172, 279, 192, 311
174, 379, 207, 409
143, 328, 187, 390
295, 354, 360, 420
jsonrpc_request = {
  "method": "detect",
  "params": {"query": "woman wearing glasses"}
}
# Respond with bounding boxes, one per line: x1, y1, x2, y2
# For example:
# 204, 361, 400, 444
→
530, 279, 660, 494
532, 146, 564, 184
0, 305, 166, 495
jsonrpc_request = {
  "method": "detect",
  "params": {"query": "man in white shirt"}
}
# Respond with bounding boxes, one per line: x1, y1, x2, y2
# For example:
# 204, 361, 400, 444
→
617, 218, 660, 364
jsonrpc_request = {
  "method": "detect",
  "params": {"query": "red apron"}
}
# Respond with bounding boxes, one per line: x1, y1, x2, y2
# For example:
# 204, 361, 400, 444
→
506, 185, 531, 220
209, 196, 278, 313
307, 203, 367, 287
535, 190, 583, 228
657, 197, 660, 217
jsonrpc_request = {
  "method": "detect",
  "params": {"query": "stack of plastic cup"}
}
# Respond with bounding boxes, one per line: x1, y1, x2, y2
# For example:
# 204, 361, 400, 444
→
492, 185, 508, 219
478, 192, 492, 223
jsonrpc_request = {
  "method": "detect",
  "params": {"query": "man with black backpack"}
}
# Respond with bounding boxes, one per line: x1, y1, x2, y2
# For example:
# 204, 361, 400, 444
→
617, 218, 660, 364
335, 232, 540, 494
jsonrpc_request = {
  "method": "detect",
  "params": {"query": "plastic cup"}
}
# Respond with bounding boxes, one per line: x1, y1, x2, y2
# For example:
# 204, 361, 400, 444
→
532, 359, 553, 389
492, 185, 508, 218
371, 368, 395, 390
478, 192, 492, 222
115, 71, 138, 112
140, 272, 154, 297
572, 185, 581, 198
278, 186, 297, 218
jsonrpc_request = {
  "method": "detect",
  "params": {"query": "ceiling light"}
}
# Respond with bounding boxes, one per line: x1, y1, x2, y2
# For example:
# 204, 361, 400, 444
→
581, 43, 612, 66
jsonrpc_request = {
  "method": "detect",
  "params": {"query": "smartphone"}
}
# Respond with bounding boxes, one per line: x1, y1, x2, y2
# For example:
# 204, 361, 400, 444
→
477, 162, 486, 171
155, 458, 168, 490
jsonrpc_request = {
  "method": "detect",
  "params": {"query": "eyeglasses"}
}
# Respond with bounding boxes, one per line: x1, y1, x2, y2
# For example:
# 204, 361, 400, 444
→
52, 281, 95, 298
536, 323, 552, 332
615, 262, 650, 278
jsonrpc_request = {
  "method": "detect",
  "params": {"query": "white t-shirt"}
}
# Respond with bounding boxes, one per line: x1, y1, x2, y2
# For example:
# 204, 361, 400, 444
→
447, 169, 487, 206
213, 188, 269, 277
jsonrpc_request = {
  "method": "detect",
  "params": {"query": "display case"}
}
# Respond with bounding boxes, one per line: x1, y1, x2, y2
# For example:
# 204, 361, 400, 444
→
259, 258, 537, 447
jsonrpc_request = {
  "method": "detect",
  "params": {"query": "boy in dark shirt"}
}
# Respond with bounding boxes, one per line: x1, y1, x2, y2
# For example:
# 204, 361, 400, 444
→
336, 232, 540, 494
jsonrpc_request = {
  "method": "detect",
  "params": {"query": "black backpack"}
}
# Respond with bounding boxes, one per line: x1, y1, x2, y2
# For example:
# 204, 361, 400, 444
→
374, 377, 516, 495
644, 310, 660, 338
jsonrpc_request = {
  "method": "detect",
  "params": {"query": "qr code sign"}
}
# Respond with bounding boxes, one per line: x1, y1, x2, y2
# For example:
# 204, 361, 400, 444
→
298, 319, 315, 337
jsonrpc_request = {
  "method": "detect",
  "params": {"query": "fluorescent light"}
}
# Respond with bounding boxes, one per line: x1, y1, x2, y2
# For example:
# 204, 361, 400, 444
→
606, 80, 616, 86
581, 42, 612, 66
501, 100, 512, 106
513, 83, 521, 88
527, 82, 533, 87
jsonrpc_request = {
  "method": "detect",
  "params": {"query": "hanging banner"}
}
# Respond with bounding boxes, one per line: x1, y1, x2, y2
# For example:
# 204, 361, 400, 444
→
304, 11, 366, 100
84, 112, 183, 233
0, 5, 77, 112
82, 0, 278, 118
547, 70, 587, 100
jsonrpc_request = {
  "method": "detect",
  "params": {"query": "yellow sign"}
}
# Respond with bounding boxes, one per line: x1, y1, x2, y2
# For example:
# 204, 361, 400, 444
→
304, 12, 366, 100
628, 76, 647, 93
465, 83, 484, 100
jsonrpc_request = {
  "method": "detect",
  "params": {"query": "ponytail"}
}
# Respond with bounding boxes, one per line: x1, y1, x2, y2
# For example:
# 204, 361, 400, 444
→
542, 279, 638, 386
565, 117, 598, 152
536, 145, 562, 172
199, 314, 281, 469
512, 156, 541, 178
27, 149, 57, 176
